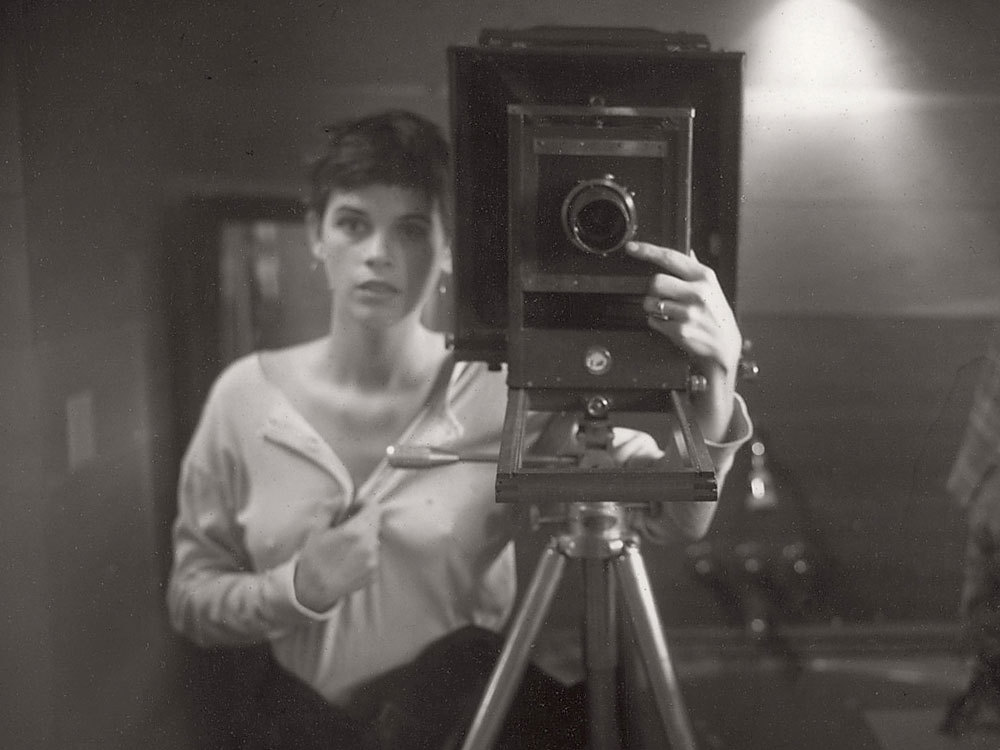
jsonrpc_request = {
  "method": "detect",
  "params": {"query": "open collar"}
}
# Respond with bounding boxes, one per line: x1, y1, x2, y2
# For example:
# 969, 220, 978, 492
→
257, 353, 469, 497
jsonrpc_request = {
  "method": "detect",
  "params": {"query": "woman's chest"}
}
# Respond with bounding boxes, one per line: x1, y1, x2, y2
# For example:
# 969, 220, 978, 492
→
238, 444, 508, 570
274, 370, 435, 487
309, 397, 420, 488
377, 461, 512, 565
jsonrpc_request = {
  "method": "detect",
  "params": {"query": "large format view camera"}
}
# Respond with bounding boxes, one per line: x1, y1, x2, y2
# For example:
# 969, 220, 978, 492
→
449, 27, 742, 366
442, 28, 745, 749
448, 27, 744, 506
506, 102, 694, 392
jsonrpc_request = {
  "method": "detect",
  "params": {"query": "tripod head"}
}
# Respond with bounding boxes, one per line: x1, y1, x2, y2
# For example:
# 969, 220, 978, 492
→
388, 383, 719, 551
495, 386, 717, 510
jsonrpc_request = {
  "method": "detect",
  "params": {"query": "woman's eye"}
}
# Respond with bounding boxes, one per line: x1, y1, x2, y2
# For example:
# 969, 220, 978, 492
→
335, 215, 368, 236
400, 222, 430, 243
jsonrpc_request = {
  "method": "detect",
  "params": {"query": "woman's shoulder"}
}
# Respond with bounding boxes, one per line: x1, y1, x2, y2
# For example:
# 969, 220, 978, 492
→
211, 351, 268, 397
220, 339, 322, 387
255, 339, 324, 393
185, 353, 273, 455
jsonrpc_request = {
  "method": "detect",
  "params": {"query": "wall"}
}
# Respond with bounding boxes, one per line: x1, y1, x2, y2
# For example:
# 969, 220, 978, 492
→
2, 1, 999, 747
1, 7, 51, 746
2, 2, 191, 747
653, 313, 989, 627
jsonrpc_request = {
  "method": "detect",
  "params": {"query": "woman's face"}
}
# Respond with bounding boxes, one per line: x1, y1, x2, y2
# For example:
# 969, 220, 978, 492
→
310, 184, 449, 328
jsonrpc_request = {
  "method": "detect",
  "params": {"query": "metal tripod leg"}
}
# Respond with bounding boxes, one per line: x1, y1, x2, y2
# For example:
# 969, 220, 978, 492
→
614, 541, 698, 750
584, 558, 623, 750
460, 540, 567, 750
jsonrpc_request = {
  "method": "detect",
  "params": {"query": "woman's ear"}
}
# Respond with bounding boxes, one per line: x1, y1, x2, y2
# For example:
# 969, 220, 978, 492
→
431, 200, 453, 275
439, 242, 453, 275
306, 210, 324, 260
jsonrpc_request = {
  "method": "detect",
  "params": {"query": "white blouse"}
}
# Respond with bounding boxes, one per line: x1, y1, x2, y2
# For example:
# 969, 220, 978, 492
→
167, 352, 750, 704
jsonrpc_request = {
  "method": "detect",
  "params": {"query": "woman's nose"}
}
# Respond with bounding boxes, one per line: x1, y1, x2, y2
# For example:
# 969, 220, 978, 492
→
363, 232, 395, 267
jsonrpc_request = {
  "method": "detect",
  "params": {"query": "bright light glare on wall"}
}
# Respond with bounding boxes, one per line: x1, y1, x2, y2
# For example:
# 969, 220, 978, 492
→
748, 0, 894, 92
736, 0, 1000, 317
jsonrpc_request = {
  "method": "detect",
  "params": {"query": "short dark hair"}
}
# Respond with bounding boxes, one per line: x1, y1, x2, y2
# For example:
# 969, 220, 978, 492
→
308, 110, 452, 231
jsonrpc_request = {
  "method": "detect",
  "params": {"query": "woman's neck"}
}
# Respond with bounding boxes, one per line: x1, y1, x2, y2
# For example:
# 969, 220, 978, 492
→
321, 316, 444, 391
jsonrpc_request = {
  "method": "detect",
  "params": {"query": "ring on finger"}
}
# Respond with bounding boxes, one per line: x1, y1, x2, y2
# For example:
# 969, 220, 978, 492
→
655, 299, 671, 320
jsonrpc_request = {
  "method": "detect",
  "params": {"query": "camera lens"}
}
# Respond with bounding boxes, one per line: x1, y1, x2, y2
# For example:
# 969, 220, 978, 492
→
576, 201, 627, 252
561, 176, 637, 256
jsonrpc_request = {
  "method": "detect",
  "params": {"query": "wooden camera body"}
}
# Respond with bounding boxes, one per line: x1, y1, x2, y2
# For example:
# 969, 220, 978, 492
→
448, 28, 744, 504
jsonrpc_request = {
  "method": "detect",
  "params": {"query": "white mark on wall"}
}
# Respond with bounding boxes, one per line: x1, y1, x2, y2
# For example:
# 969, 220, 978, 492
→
66, 390, 97, 470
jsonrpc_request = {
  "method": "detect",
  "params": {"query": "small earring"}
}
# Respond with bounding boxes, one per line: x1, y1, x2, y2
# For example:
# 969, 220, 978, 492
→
311, 257, 322, 272
437, 272, 451, 296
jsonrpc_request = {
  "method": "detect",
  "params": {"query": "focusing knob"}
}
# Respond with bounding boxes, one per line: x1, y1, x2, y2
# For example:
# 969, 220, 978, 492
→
687, 373, 708, 393
738, 338, 760, 381
585, 395, 611, 419
584, 346, 612, 376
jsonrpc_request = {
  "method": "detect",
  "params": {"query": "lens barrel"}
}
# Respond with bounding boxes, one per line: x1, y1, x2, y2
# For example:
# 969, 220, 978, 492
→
561, 176, 638, 256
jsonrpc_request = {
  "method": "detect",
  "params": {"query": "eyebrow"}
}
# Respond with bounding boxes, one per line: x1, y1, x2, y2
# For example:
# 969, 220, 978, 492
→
399, 212, 431, 223
329, 204, 432, 225
332, 205, 368, 216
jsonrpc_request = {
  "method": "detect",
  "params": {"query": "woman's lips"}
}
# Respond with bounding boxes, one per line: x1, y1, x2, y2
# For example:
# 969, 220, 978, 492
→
356, 280, 399, 295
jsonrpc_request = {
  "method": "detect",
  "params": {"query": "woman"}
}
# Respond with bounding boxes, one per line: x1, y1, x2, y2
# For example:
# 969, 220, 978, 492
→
167, 110, 751, 749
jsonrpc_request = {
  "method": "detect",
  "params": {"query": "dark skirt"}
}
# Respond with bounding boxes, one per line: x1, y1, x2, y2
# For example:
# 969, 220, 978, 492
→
241, 626, 586, 750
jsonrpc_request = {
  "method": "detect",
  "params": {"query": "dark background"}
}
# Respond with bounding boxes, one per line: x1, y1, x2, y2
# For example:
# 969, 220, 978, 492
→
2, 1, 999, 746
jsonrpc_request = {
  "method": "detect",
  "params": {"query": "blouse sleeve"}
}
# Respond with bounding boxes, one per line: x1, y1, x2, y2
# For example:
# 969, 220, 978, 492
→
166, 387, 328, 648
525, 394, 752, 543
636, 393, 753, 543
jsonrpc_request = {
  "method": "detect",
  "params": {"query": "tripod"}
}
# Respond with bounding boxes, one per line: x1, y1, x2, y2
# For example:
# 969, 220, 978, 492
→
386, 388, 713, 749
456, 389, 714, 750
460, 499, 698, 750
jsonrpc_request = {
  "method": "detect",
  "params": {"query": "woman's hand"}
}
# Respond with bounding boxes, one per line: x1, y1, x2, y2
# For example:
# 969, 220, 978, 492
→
293, 501, 384, 613
624, 241, 743, 442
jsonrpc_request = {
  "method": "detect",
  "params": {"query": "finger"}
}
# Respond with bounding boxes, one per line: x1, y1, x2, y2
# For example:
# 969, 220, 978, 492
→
652, 317, 719, 361
531, 412, 580, 457
643, 296, 687, 322
646, 314, 684, 345
625, 241, 702, 281
646, 275, 704, 306
611, 429, 664, 464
